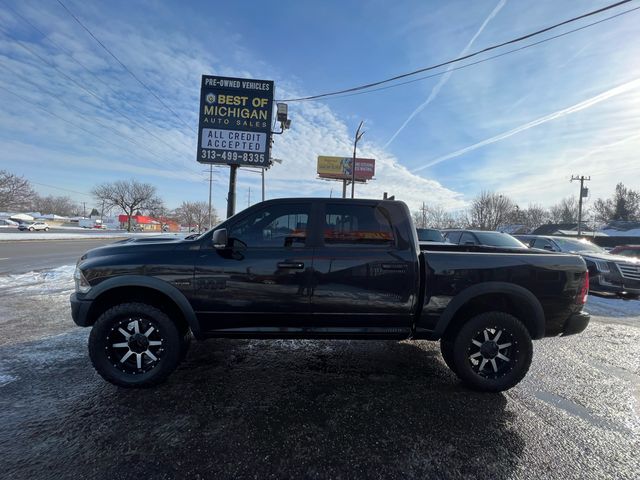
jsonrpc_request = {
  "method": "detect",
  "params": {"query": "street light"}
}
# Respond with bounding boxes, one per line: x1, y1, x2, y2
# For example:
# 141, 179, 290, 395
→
351, 121, 365, 199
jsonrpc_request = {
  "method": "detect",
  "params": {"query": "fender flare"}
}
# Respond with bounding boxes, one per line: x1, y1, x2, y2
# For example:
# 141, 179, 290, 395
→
86, 275, 202, 339
433, 282, 546, 339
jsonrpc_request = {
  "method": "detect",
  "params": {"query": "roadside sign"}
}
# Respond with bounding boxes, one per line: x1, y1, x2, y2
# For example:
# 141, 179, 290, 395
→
197, 75, 274, 167
317, 156, 375, 181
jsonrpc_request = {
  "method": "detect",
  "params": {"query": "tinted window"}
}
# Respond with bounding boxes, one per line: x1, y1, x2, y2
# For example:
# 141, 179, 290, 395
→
324, 204, 394, 246
228, 204, 309, 248
445, 231, 462, 244
552, 238, 604, 253
533, 238, 553, 250
460, 232, 477, 245
416, 228, 445, 242
474, 232, 527, 248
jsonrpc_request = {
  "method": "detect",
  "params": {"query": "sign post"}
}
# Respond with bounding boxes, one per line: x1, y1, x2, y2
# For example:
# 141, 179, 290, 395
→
197, 75, 274, 217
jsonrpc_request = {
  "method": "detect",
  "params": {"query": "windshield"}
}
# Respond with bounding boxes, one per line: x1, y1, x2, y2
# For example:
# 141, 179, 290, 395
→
416, 228, 445, 242
474, 232, 527, 248
552, 238, 605, 253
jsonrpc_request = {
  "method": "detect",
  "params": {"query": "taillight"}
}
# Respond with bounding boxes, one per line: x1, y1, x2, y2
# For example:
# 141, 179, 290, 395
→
576, 272, 589, 305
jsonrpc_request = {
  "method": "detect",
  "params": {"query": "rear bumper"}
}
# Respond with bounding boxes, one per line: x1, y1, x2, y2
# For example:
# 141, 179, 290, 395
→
561, 311, 590, 337
70, 293, 92, 327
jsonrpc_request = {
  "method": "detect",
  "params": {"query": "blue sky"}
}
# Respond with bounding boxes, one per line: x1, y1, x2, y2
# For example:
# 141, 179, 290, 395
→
1, 0, 639, 215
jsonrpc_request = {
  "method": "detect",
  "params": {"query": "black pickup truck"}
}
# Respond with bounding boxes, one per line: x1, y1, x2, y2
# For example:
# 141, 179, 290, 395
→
71, 198, 590, 392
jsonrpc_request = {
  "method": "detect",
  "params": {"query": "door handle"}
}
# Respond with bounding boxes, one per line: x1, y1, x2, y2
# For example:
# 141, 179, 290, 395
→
277, 262, 305, 269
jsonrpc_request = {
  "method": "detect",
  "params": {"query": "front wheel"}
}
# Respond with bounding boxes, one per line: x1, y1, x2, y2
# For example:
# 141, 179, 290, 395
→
28, 227, 34, 231
451, 312, 533, 392
44, 227, 49, 231
88, 302, 182, 387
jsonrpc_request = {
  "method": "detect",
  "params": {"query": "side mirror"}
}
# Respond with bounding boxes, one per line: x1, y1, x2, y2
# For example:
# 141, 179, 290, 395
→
543, 245, 554, 251
212, 229, 228, 249
464, 241, 476, 246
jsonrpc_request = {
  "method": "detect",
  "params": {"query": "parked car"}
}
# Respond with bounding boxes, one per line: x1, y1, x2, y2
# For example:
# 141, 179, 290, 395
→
609, 245, 640, 260
443, 229, 527, 249
0, 218, 19, 228
18, 221, 50, 231
515, 235, 640, 297
71, 198, 589, 392
416, 228, 446, 243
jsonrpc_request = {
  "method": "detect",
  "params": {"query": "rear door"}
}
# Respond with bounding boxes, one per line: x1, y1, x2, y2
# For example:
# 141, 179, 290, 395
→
192, 201, 314, 332
310, 202, 416, 334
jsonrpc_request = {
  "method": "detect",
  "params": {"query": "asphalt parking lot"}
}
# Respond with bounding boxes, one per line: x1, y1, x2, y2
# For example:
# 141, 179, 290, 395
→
0, 262, 638, 480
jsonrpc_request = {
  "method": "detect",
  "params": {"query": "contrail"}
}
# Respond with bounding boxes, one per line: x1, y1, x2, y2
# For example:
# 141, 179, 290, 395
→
384, 0, 507, 148
413, 77, 640, 172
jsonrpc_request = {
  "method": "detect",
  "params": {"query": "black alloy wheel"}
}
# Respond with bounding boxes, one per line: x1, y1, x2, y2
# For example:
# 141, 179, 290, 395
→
452, 311, 533, 392
89, 302, 182, 387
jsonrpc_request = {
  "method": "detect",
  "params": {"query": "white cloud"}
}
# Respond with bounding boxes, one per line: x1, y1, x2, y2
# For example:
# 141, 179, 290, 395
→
414, 77, 640, 172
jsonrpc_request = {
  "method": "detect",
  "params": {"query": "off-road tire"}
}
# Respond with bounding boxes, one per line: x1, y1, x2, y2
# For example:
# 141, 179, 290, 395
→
452, 311, 533, 392
88, 302, 181, 388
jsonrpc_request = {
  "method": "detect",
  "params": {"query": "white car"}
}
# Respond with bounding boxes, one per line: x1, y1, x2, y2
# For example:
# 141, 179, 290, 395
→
18, 221, 50, 231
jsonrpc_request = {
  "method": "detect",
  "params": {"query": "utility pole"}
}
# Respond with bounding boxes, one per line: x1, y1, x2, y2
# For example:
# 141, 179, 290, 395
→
421, 202, 427, 228
83, 202, 86, 217
571, 175, 591, 236
227, 164, 238, 218
208, 164, 213, 228
247, 187, 251, 207
261, 168, 265, 202
351, 121, 365, 199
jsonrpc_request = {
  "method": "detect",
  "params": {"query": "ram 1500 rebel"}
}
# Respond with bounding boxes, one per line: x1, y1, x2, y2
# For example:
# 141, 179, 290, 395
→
71, 198, 590, 392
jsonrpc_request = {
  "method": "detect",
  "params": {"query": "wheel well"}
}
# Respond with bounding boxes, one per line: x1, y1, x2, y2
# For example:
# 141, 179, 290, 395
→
442, 293, 541, 340
86, 286, 190, 334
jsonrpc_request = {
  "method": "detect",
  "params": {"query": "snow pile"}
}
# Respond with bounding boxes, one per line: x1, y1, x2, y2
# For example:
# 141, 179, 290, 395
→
0, 265, 75, 297
586, 295, 640, 318
0, 231, 186, 241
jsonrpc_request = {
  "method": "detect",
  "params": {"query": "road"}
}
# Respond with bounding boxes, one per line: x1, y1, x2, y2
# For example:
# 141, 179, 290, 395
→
0, 260, 638, 479
0, 238, 122, 274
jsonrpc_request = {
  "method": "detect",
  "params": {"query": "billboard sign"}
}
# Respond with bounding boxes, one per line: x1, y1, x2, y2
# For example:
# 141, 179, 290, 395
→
197, 75, 274, 167
317, 156, 375, 181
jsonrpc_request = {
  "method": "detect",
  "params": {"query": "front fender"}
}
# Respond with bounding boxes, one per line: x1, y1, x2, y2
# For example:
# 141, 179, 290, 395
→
83, 275, 202, 339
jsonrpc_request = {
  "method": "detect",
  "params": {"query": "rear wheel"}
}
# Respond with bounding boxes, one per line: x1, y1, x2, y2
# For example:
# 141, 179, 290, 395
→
88, 302, 181, 387
451, 312, 532, 392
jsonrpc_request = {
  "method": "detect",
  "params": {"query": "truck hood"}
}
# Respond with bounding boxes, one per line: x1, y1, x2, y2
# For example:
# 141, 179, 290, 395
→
78, 236, 193, 263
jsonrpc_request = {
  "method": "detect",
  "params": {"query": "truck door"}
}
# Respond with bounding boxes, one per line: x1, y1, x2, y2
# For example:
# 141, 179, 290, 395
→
310, 202, 416, 334
192, 202, 313, 332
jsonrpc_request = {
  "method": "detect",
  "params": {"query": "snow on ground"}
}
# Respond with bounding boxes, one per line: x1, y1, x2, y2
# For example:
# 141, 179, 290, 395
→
0, 231, 186, 241
586, 295, 640, 323
0, 264, 75, 297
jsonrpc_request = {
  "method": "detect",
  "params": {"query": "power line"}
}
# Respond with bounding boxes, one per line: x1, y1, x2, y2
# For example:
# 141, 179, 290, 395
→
30, 181, 92, 198
0, 82, 201, 178
55, 0, 193, 129
0, 60, 193, 174
311, 5, 640, 102
0, 0, 194, 154
278, 0, 635, 102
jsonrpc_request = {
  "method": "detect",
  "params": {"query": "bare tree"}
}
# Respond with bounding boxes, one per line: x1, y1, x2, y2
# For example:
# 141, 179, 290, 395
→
0, 170, 36, 211
549, 196, 580, 224
92, 180, 157, 232
175, 201, 215, 232
31, 195, 82, 217
468, 191, 515, 230
413, 203, 460, 229
522, 204, 549, 231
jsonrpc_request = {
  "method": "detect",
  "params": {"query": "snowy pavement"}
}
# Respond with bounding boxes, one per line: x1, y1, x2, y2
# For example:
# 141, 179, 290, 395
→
0, 264, 639, 479
0, 231, 186, 241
